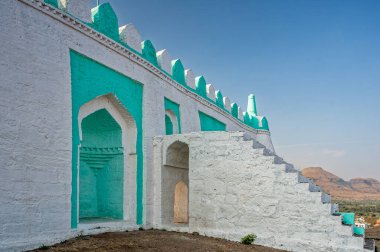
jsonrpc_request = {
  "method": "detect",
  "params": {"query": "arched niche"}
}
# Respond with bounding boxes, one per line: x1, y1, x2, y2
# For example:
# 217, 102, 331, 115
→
165, 109, 179, 135
161, 141, 189, 225
77, 94, 137, 224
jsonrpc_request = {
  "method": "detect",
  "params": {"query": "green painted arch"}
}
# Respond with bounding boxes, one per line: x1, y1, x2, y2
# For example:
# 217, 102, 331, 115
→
195, 76, 207, 98
164, 98, 181, 134
165, 115, 174, 135
80, 109, 123, 220
70, 50, 144, 227
91, 3, 119, 41
231, 103, 239, 118
141, 40, 158, 66
171, 59, 186, 85
215, 90, 224, 109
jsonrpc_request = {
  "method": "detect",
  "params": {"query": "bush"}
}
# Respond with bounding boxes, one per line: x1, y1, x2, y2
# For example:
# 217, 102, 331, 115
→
241, 233, 257, 245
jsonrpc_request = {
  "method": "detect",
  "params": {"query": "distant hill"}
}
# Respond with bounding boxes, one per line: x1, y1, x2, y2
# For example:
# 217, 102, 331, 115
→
302, 167, 380, 201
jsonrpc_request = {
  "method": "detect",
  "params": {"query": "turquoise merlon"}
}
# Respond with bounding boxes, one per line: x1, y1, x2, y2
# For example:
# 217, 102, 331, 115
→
353, 226, 365, 236
195, 76, 207, 98
91, 3, 119, 41
341, 212, 355, 225
171, 59, 186, 85
231, 103, 239, 118
44, 0, 59, 8
215, 90, 224, 109
141, 40, 158, 66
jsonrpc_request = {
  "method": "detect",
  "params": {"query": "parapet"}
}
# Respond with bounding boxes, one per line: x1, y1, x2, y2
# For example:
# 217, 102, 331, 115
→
43, 0, 270, 132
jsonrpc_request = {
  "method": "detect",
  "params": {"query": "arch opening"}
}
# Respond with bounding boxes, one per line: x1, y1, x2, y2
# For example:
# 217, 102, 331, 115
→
77, 94, 138, 224
161, 141, 189, 225
165, 109, 179, 135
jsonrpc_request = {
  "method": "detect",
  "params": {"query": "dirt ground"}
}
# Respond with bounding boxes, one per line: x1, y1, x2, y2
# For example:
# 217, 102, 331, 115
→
30, 230, 286, 252
365, 227, 380, 251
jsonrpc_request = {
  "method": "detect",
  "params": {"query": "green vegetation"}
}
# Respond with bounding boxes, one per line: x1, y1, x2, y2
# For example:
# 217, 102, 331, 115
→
336, 200, 380, 225
241, 233, 257, 245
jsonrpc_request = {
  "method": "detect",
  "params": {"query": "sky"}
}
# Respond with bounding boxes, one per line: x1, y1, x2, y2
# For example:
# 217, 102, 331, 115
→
92, 0, 380, 180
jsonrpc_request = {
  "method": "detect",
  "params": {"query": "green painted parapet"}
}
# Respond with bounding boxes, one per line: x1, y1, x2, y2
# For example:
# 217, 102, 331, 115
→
142, 40, 158, 66
215, 90, 224, 109
353, 226, 365, 236
195, 76, 207, 98
91, 3, 119, 41
231, 103, 239, 119
171, 59, 186, 85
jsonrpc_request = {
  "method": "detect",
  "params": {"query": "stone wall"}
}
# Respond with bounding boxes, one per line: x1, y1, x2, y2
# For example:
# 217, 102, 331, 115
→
0, 0, 274, 250
152, 132, 368, 252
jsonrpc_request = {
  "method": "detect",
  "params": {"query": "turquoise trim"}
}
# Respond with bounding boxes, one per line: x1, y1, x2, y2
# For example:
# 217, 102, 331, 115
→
44, 0, 59, 8
199, 111, 226, 131
353, 226, 365, 236
171, 59, 186, 86
141, 40, 158, 66
261, 116, 269, 130
91, 3, 119, 41
164, 98, 182, 134
70, 50, 144, 228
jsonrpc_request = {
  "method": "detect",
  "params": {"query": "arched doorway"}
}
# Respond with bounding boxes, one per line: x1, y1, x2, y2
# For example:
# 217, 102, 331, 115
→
77, 94, 137, 223
161, 141, 189, 225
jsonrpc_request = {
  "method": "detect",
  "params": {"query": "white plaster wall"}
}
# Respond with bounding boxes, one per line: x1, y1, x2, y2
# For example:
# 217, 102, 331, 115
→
0, 0, 273, 250
152, 132, 367, 252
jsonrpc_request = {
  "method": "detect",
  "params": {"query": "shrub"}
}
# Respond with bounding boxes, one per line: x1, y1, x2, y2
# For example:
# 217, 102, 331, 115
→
241, 233, 257, 245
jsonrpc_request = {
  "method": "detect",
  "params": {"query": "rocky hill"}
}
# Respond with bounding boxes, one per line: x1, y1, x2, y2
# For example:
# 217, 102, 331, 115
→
302, 167, 380, 201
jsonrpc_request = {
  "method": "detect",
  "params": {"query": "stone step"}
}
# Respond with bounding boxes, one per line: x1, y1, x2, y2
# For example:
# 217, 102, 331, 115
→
364, 238, 375, 251
321, 192, 331, 204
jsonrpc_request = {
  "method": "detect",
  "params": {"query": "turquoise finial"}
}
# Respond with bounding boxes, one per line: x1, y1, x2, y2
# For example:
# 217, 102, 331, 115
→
247, 94, 257, 116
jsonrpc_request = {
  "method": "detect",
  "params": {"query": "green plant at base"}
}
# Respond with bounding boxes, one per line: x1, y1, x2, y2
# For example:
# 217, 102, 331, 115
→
241, 233, 257, 245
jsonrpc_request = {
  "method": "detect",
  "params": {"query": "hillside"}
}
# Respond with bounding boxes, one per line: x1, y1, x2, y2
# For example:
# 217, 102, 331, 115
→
302, 167, 380, 201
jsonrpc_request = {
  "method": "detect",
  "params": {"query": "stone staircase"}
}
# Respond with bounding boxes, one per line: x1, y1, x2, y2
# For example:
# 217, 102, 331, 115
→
241, 132, 375, 251
154, 131, 376, 252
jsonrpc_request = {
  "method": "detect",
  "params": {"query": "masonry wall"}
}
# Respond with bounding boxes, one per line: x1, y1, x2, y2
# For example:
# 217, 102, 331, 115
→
152, 132, 366, 252
0, 0, 273, 250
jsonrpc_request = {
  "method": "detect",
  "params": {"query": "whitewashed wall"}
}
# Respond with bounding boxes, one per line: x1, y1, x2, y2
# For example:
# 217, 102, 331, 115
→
152, 132, 367, 252
0, 0, 274, 250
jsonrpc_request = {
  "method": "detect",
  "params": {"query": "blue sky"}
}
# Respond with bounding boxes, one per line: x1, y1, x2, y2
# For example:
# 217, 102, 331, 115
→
93, 0, 380, 180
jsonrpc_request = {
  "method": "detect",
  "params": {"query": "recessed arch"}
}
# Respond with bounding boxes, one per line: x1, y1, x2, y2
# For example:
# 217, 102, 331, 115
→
77, 94, 137, 224
161, 141, 189, 225
165, 109, 179, 135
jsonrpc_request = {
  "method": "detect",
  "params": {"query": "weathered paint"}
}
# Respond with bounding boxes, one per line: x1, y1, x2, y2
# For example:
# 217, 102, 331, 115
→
70, 50, 144, 227
164, 98, 181, 134
91, 3, 119, 41
171, 59, 186, 86
198, 111, 226, 131
141, 40, 158, 66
